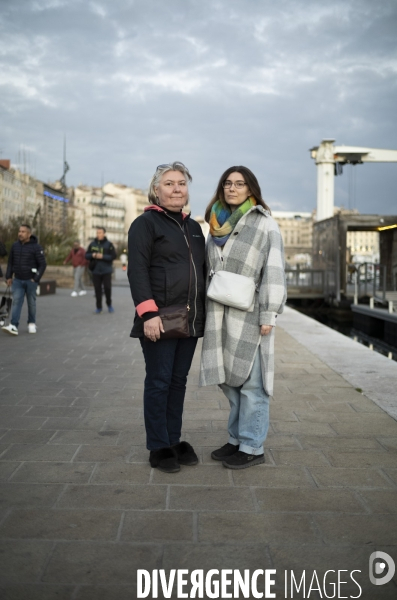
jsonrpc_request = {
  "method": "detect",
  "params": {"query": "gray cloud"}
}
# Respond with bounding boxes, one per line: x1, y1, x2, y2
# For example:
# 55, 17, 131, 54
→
1, 0, 396, 216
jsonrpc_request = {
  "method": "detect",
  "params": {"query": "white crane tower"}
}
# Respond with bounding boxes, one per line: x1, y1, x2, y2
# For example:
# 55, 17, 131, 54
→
310, 139, 397, 221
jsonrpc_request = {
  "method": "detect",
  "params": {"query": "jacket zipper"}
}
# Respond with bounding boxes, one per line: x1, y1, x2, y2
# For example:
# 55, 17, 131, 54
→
164, 213, 198, 336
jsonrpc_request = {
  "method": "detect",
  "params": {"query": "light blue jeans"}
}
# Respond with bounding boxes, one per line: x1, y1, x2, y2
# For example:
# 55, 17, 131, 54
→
11, 278, 38, 328
73, 266, 85, 292
220, 349, 269, 455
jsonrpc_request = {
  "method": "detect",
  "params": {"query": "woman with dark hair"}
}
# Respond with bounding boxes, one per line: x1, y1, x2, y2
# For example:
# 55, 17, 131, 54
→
128, 162, 206, 473
200, 166, 286, 469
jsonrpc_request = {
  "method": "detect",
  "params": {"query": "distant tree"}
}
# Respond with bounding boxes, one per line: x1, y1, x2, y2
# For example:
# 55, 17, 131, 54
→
0, 216, 25, 253
0, 212, 79, 265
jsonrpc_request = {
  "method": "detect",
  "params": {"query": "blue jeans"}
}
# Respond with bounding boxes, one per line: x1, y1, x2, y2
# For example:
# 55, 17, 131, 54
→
140, 336, 198, 451
220, 350, 269, 455
11, 278, 38, 328
73, 266, 85, 292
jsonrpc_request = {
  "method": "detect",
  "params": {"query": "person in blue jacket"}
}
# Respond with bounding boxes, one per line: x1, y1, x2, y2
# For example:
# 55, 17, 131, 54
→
2, 224, 46, 336
85, 227, 117, 314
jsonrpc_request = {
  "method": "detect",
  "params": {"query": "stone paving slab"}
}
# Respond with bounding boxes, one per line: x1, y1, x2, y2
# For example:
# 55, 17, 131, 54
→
0, 288, 396, 598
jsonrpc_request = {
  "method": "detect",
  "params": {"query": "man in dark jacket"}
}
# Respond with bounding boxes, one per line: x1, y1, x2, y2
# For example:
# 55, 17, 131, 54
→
0, 240, 7, 325
0, 239, 7, 280
85, 227, 117, 314
2, 224, 46, 336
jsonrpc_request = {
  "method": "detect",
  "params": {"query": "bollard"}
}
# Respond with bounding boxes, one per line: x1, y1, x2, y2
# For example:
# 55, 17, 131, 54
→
354, 271, 358, 305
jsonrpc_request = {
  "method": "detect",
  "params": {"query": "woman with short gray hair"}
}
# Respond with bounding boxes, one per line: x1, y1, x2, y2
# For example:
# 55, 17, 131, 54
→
128, 162, 206, 473
147, 162, 192, 204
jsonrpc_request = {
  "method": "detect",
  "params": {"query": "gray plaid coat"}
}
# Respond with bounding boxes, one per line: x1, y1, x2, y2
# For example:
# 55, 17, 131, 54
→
199, 206, 287, 396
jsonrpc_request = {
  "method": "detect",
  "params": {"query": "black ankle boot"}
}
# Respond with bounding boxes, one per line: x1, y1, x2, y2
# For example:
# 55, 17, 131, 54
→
149, 447, 180, 473
172, 441, 199, 466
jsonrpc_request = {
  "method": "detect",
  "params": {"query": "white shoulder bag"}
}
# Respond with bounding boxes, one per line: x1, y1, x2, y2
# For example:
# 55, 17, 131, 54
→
207, 270, 256, 311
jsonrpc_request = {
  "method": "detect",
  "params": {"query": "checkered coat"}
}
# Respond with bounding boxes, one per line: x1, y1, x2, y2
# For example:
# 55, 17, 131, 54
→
199, 206, 287, 396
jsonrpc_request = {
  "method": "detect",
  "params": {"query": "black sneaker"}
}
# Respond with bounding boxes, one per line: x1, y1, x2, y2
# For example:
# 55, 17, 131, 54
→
149, 447, 180, 473
222, 450, 265, 470
211, 443, 239, 461
172, 441, 198, 466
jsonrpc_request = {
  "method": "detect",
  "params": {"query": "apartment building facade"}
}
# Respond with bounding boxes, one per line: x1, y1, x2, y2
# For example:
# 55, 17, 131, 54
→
272, 211, 313, 266
0, 160, 39, 225
103, 183, 148, 236
346, 229, 379, 262
37, 181, 69, 234
72, 185, 127, 246
0, 160, 71, 236
72, 183, 192, 247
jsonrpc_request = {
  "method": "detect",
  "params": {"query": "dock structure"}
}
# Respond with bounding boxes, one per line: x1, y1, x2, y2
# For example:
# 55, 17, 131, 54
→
0, 288, 396, 598
312, 212, 397, 303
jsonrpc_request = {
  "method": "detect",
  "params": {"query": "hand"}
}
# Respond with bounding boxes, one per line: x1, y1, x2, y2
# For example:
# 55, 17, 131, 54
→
144, 316, 164, 342
6, 278, 12, 287
260, 325, 273, 336
96, 253, 103, 259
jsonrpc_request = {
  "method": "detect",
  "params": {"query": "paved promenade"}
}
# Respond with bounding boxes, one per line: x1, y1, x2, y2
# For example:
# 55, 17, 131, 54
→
0, 287, 396, 599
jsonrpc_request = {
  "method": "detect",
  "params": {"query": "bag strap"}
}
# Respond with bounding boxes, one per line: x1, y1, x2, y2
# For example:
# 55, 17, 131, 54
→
183, 222, 193, 311
208, 244, 222, 279
209, 244, 262, 290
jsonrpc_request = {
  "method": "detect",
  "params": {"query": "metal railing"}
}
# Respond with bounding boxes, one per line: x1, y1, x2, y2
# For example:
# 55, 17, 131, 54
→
349, 262, 387, 302
285, 267, 336, 297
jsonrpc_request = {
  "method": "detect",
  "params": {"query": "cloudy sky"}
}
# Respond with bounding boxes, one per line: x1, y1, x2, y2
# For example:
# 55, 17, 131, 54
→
1, 0, 396, 217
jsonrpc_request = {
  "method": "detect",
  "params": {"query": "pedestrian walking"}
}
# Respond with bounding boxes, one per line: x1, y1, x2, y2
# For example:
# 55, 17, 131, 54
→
0, 238, 7, 276
63, 240, 88, 297
86, 227, 117, 314
128, 162, 206, 473
200, 166, 287, 469
0, 239, 7, 327
2, 224, 47, 336
120, 249, 128, 271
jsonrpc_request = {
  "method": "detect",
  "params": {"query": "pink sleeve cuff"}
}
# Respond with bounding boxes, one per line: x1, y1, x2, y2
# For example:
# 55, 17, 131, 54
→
136, 299, 159, 317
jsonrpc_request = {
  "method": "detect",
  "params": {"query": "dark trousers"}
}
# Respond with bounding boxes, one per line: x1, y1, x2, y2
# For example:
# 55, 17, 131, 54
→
139, 336, 198, 450
92, 273, 112, 309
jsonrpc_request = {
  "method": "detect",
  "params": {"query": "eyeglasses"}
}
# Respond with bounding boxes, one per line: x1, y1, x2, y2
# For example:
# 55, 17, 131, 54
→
223, 180, 247, 189
157, 161, 187, 170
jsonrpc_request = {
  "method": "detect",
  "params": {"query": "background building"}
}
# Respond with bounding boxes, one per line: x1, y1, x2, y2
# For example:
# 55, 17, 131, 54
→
103, 183, 148, 236
72, 185, 127, 246
313, 212, 397, 299
346, 230, 379, 263
0, 160, 39, 225
36, 181, 69, 234
194, 215, 209, 237
272, 211, 313, 267
72, 183, 193, 247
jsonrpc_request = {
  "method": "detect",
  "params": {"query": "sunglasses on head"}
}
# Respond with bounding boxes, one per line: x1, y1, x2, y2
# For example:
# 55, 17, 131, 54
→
156, 162, 187, 170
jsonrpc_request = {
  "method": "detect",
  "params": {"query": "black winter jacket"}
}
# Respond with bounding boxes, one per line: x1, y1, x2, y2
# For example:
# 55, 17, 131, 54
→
128, 206, 206, 338
0, 240, 6, 279
85, 238, 117, 275
6, 235, 46, 282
